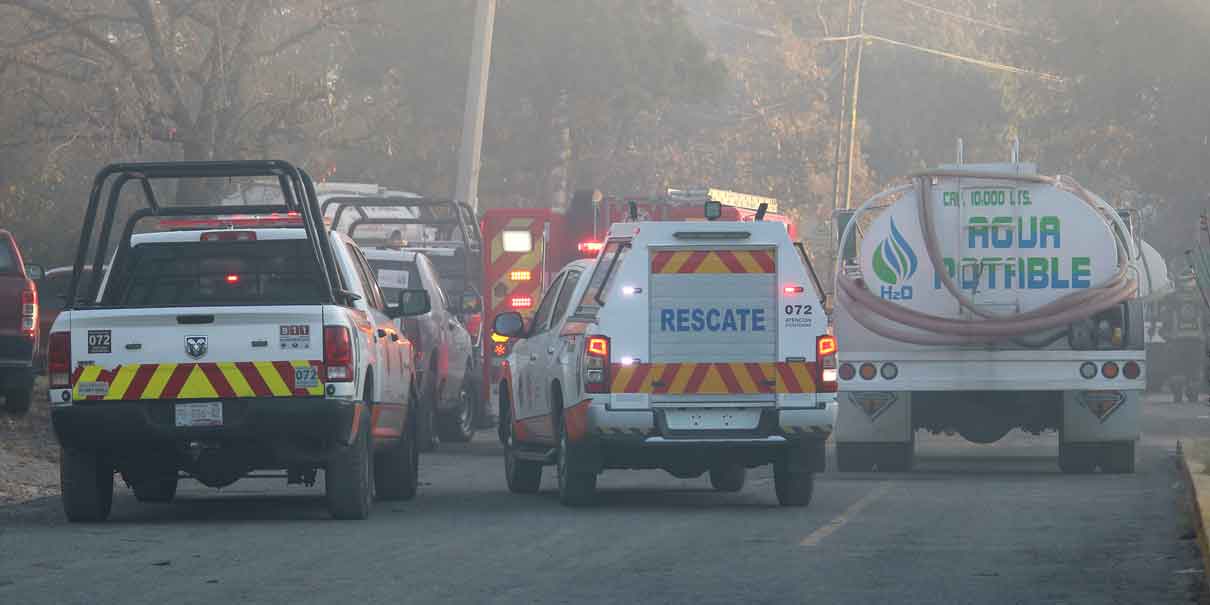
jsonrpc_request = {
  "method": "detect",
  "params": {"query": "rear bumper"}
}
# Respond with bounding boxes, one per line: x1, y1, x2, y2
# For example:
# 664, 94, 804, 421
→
51, 397, 361, 453
566, 401, 835, 473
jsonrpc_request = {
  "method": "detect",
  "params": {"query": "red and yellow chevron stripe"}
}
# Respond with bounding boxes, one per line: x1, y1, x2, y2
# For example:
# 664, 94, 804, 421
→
610, 361, 817, 395
71, 360, 325, 400
487, 217, 543, 317
650, 249, 775, 274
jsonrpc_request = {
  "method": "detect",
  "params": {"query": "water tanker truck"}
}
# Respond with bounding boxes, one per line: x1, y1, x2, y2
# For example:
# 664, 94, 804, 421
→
832, 158, 1169, 473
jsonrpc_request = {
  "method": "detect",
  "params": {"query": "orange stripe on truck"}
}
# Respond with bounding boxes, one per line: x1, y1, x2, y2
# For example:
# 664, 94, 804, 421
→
610, 361, 817, 394
70, 361, 325, 400
650, 250, 775, 274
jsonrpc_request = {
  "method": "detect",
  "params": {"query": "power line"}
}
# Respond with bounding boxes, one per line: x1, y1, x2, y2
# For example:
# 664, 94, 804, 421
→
898, 0, 1047, 39
809, 33, 1065, 84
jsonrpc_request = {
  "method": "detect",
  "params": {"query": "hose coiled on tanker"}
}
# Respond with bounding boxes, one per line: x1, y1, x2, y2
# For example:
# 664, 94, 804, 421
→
835, 171, 1138, 346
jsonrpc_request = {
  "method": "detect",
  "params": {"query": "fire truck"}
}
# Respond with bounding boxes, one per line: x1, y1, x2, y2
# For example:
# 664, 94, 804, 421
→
479, 188, 797, 430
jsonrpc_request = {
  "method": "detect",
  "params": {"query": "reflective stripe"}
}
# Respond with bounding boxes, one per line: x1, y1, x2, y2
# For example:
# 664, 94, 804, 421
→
70, 361, 325, 400
650, 250, 775, 274
610, 361, 818, 394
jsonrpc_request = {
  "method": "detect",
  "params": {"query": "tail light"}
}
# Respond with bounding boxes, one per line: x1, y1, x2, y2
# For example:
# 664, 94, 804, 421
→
466, 312, 483, 346
1101, 361, 1119, 379
21, 286, 37, 341
48, 331, 70, 388
1123, 361, 1141, 380
816, 334, 837, 392
578, 241, 604, 256
583, 335, 611, 393
324, 326, 354, 383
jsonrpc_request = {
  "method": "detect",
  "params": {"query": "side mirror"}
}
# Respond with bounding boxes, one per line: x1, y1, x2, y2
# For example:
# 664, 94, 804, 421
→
493, 312, 525, 338
390, 288, 431, 319
25, 264, 45, 280
460, 290, 483, 314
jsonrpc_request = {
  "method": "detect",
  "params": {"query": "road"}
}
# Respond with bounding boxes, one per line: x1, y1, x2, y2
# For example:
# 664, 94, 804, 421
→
1, 396, 1206, 605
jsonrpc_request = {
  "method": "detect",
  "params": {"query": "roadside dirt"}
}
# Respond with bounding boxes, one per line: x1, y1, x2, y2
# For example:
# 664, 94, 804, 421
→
0, 379, 59, 504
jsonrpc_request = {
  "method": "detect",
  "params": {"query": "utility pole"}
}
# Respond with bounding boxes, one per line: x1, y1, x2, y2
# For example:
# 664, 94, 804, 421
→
842, 0, 867, 210
831, 0, 856, 213
454, 0, 497, 214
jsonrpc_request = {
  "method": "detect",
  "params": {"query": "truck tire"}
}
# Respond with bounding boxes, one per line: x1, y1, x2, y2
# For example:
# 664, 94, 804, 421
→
417, 368, 440, 452
709, 466, 746, 492
557, 420, 597, 507
375, 399, 420, 501
130, 477, 178, 503
501, 393, 542, 494
3, 386, 32, 415
436, 380, 476, 443
60, 447, 114, 522
1100, 442, 1135, 474
773, 460, 814, 507
326, 409, 373, 520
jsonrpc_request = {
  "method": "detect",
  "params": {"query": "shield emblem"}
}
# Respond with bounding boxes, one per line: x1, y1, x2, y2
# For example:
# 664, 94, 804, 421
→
185, 335, 208, 359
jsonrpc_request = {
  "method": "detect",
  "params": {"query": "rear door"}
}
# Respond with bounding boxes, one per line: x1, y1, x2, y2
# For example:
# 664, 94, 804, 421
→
344, 242, 405, 404
648, 247, 778, 405
69, 237, 329, 401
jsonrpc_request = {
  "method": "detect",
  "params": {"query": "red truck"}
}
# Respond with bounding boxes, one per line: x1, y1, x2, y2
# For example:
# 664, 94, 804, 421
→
0, 230, 42, 414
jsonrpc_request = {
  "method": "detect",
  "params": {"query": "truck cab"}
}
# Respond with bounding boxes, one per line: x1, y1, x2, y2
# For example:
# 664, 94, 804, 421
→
494, 215, 836, 507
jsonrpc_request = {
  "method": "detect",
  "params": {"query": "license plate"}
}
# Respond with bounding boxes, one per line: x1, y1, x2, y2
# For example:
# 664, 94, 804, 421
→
294, 366, 320, 389
665, 409, 761, 430
175, 402, 223, 427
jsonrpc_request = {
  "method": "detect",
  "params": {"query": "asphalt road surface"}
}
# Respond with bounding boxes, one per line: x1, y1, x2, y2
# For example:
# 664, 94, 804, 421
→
1, 396, 1206, 604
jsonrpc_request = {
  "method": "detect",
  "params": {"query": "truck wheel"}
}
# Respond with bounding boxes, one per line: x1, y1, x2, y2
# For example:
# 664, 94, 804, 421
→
709, 465, 746, 492
501, 395, 542, 494
1100, 442, 1135, 474
836, 444, 875, 472
375, 401, 420, 501
326, 409, 373, 520
60, 447, 114, 522
3, 386, 32, 415
436, 382, 476, 443
130, 477, 178, 503
773, 459, 814, 507
557, 420, 597, 507
417, 372, 440, 452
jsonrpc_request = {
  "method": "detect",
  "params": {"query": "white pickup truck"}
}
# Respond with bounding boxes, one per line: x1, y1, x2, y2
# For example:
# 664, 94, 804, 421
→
49, 161, 430, 521
494, 211, 837, 507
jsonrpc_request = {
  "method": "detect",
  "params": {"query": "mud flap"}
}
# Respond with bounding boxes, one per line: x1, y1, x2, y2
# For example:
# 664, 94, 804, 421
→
835, 390, 912, 443
1061, 389, 1140, 443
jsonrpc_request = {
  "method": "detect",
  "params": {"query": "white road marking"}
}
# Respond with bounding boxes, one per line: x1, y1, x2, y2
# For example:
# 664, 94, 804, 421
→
800, 481, 893, 547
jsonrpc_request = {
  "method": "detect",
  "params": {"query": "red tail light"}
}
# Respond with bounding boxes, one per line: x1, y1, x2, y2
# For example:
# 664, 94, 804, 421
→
583, 335, 611, 393
324, 326, 354, 383
816, 334, 838, 392
20, 287, 37, 341
466, 313, 483, 345
509, 296, 532, 309
48, 331, 70, 389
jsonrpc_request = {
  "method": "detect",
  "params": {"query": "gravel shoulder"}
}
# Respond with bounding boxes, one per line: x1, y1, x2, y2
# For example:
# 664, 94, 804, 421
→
0, 379, 59, 504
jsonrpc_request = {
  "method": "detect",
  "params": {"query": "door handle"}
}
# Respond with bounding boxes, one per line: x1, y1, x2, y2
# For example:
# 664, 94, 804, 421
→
391, 333, 400, 342
529, 354, 538, 361
547, 347, 556, 355
377, 328, 387, 338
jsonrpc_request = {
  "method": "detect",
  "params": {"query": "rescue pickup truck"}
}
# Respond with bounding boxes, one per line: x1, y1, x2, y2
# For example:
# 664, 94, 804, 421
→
49, 161, 431, 521
494, 206, 836, 506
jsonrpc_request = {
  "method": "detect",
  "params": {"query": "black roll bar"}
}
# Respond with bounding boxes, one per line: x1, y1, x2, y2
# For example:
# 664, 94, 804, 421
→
67, 160, 345, 309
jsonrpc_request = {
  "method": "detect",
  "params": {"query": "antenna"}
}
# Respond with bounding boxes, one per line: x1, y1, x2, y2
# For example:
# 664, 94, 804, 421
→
956, 138, 964, 164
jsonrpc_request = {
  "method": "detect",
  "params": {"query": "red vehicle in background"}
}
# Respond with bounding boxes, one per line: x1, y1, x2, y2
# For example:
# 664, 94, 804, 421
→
0, 230, 42, 415
480, 188, 793, 431
35, 265, 95, 372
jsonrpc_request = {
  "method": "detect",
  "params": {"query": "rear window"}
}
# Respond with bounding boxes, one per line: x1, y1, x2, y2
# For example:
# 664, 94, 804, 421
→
367, 259, 422, 301
40, 271, 89, 312
0, 242, 15, 274
578, 240, 631, 309
107, 240, 325, 307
